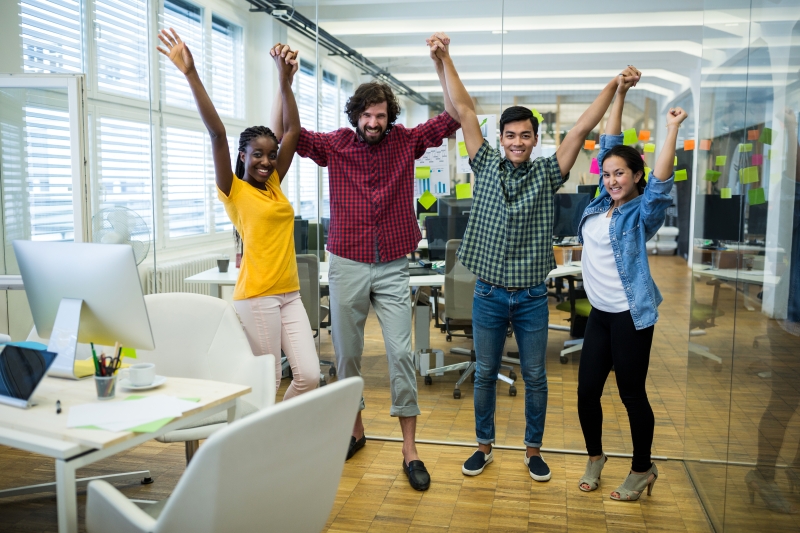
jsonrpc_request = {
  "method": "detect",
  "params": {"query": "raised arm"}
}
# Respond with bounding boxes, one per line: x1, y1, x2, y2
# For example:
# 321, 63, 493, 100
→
269, 44, 298, 141
556, 65, 641, 178
270, 45, 300, 181
158, 28, 233, 195
653, 107, 687, 181
605, 70, 639, 136
426, 32, 459, 123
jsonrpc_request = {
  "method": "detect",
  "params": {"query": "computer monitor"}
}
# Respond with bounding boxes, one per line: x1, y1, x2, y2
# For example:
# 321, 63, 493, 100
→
552, 193, 592, 240
13, 241, 155, 380
438, 197, 473, 217
748, 202, 768, 235
294, 219, 309, 254
699, 195, 744, 243
425, 215, 469, 261
577, 184, 599, 198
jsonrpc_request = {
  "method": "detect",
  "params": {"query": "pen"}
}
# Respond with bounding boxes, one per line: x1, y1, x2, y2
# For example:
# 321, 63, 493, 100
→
90, 342, 100, 376
56, 400, 61, 414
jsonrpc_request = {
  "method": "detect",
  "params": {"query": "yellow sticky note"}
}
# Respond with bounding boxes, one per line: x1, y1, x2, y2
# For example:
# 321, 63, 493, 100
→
455, 182, 472, 199
594, 187, 600, 198
675, 169, 687, 182
739, 166, 759, 184
120, 347, 137, 359
643, 143, 655, 153
721, 188, 732, 199
418, 190, 437, 210
739, 143, 753, 153
674, 156, 678, 166
623, 128, 638, 146
644, 167, 652, 182
715, 155, 727, 166
458, 141, 468, 157
415, 166, 431, 179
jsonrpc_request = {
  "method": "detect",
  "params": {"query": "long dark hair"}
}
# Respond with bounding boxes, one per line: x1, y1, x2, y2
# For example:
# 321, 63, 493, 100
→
344, 82, 401, 128
604, 145, 647, 195
232, 125, 279, 254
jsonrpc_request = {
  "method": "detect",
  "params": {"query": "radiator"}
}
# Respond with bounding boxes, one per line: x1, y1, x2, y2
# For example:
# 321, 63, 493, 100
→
144, 254, 223, 295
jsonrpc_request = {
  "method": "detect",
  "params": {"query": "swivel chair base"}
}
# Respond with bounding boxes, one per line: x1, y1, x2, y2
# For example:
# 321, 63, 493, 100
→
426, 347, 517, 399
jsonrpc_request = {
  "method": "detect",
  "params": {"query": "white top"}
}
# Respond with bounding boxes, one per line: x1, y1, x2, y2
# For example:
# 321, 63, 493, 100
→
581, 212, 629, 313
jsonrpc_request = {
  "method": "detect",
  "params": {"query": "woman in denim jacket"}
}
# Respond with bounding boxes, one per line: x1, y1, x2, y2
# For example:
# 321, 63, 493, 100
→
574, 71, 688, 501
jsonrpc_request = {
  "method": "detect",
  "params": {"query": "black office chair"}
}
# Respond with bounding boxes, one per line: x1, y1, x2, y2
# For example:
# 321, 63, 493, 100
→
294, 219, 309, 254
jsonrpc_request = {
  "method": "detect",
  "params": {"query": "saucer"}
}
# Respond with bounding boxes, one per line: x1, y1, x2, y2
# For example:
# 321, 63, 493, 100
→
118, 375, 167, 391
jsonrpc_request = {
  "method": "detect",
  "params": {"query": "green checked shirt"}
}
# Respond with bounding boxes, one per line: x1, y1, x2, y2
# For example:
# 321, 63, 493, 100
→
457, 140, 568, 288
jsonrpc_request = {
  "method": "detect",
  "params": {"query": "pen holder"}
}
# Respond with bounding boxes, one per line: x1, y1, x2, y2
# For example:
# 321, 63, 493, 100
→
95, 375, 117, 400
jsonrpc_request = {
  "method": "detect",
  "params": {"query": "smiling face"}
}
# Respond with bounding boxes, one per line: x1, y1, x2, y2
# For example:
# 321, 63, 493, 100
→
501, 119, 537, 166
602, 155, 643, 206
357, 101, 389, 146
240, 136, 279, 189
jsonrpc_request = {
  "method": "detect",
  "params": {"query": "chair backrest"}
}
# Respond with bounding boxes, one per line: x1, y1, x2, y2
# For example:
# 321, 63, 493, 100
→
294, 219, 309, 254
135, 293, 275, 409
153, 377, 364, 533
295, 254, 320, 329
444, 239, 476, 321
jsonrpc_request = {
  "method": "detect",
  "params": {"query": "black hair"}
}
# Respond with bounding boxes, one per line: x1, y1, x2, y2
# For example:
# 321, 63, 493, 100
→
500, 106, 539, 135
344, 82, 401, 128
604, 145, 648, 195
232, 125, 279, 254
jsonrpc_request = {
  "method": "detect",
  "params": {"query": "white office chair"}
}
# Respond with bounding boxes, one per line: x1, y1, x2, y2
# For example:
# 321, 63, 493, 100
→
86, 377, 364, 533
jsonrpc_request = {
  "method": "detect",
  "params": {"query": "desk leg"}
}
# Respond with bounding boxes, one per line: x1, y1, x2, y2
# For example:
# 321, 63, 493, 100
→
55, 459, 78, 533
227, 399, 239, 423
210, 283, 221, 299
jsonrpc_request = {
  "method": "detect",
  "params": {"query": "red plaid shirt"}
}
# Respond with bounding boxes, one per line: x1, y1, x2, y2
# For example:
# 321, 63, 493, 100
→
296, 112, 460, 263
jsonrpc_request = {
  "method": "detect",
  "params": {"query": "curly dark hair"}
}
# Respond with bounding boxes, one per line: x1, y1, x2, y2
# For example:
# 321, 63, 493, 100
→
233, 126, 279, 254
604, 145, 648, 195
344, 82, 401, 128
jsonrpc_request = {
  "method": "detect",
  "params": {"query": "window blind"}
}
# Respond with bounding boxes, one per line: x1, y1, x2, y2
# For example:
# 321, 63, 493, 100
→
319, 71, 338, 218
161, 0, 204, 110
340, 79, 353, 129
211, 16, 242, 118
210, 134, 237, 233
94, 0, 149, 99
0, 118, 25, 243
20, 0, 83, 74
293, 59, 317, 219
162, 126, 208, 238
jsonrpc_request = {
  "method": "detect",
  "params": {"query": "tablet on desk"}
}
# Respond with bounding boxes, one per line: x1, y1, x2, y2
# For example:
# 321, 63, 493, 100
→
0, 345, 58, 408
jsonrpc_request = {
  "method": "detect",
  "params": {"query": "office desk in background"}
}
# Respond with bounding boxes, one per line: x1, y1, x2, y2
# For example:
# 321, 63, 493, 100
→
0, 376, 250, 533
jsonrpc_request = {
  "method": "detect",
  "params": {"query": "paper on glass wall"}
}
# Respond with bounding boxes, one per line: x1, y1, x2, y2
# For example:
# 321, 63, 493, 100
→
456, 114, 496, 174
415, 143, 449, 196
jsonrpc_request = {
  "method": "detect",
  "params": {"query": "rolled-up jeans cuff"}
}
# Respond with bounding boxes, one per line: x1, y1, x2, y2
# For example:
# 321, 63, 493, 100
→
524, 440, 542, 448
477, 437, 495, 445
391, 405, 421, 417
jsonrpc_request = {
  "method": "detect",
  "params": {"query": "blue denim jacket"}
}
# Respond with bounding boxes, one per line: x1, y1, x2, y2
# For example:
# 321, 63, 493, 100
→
577, 133, 675, 330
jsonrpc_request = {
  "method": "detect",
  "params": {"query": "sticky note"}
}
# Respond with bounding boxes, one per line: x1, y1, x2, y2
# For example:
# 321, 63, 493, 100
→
623, 128, 638, 146
644, 143, 655, 153
121, 347, 137, 359
418, 190, 437, 210
748, 187, 766, 205
584, 140, 596, 150
594, 187, 600, 198
739, 143, 753, 153
721, 188, 732, 199
747, 129, 760, 141
530, 108, 544, 124
683, 139, 695, 151
415, 166, 431, 179
759, 127, 773, 144
752, 154, 764, 166
589, 157, 599, 174
458, 141, 468, 157
455, 182, 472, 199
715, 155, 727, 166
675, 169, 687, 181
674, 156, 678, 166
704, 170, 721, 182
739, 166, 759, 184
700, 139, 712, 151
644, 167, 652, 182
641, 154, 645, 160
638, 130, 651, 141
767, 149, 773, 160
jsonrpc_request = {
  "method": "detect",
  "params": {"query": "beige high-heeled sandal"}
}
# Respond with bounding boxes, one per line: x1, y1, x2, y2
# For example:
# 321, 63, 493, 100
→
610, 463, 658, 501
579, 454, 607, 492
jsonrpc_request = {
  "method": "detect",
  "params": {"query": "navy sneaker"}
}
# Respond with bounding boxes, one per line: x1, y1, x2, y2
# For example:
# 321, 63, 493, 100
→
462, 449, 493, 476
524, 453, 551, 481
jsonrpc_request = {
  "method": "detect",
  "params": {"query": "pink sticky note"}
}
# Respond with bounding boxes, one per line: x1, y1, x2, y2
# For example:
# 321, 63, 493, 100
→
752, 153, 764, 166
590, 157, 599, 174
641, 154, 645, 160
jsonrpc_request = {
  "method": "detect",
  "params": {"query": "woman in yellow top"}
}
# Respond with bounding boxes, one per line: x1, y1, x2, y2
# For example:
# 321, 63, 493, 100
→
157, 28, 318, 400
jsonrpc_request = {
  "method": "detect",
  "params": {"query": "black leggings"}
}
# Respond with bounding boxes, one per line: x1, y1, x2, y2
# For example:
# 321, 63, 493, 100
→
577, 308, 655, 472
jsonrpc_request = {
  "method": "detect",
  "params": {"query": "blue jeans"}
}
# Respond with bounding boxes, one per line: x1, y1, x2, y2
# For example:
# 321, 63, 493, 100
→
472, 280, 549, 448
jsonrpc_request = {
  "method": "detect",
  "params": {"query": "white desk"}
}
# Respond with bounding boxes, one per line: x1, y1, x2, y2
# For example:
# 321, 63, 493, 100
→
0, 275, 24, 290
0, 376, 250, 533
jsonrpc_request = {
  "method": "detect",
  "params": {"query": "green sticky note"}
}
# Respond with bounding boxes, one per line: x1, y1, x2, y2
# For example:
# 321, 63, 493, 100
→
530, 108, 544, 124
721, 188, 732, 199
759, 127, 773, 145
748, 187, 766, 205
675, 169, 688, 182
458, 141, 468, 157
623, 128, 638, 146
643, 143, 655, 153
739, 166, 759, 184
120, 347, 137, 359
704, 170, 722, 182
644, 167, 652, 182
418, 190, 437, 210
674, 156, 678, 166
739, 143, 753, 153
455, 182, 472, 199
594, 187, 600, 198
767, 149, 773, 160
715, 155, 727, 166
415, 166, 431, 179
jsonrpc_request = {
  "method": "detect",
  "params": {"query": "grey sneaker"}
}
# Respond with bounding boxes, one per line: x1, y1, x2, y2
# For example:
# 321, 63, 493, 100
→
462, 450, 493, 476
524, 454, 552, 482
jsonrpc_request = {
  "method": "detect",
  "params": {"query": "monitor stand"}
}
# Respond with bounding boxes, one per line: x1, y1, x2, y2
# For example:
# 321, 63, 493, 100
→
46, 298, 83, 380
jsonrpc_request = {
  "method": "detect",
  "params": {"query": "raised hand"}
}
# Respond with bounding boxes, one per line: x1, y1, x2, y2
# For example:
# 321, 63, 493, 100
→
617, 65, 641, 93
426, 32, 451, 62
156, 28, 195, 76
666, 107, 688, 127
270, 43, 298, 82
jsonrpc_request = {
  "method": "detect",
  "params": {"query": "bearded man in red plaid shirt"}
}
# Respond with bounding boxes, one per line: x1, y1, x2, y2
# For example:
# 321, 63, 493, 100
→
271, 42, 460, 491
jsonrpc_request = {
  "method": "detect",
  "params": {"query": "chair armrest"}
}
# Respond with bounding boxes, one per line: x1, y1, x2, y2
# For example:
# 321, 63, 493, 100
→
86, 480, 156, 533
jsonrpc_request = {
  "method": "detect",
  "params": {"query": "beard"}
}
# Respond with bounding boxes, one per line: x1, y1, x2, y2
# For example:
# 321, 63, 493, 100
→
358, 125, 386, 146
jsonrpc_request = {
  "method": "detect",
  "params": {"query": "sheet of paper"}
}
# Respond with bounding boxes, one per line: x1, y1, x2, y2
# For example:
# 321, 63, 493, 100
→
700, 139, 712, 151
68, 395, 199, 432
584, 140, 596, 150
752, 154, 764, 166
721, 188, 732, 199
638, 130, 651, 141
747, 129, 760, 141
456, 114, 496, 174
414, 143, 449, 196
704, 170, 721, 182
683, 140, 695, 151
739, 143, 753, 153
675, 169, 688, 182
716, 155, 727, 166
418, 190, 437, 210
455, 182, 472, 199
739, 166, 759, 184
643, 143, 655, 153
589, 157, 600, 174
759, 128, 773, 144
748, 187, 766, 205
623, 128, 638, 146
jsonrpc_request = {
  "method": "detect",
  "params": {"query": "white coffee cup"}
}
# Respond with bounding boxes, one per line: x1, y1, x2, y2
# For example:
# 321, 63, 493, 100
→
125, 363, 156, 387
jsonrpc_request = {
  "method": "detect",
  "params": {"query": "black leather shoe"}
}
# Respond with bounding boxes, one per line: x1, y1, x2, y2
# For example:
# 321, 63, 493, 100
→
403, 460, 431, 491
346, 435, 366, 460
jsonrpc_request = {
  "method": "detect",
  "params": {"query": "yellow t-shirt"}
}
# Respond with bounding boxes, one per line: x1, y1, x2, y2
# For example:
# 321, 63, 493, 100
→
218, 173, 299, 300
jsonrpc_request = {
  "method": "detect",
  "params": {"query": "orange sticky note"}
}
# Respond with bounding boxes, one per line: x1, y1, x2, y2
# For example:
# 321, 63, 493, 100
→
699, 139, 712, 151
638, 130, 651, 141
683, 140, 695, 151
584, 139, 596, 150
747, 129, 760, 141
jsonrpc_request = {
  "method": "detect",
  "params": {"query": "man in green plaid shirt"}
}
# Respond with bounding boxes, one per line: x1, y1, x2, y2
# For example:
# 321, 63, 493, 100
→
429, 32, 640, 481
